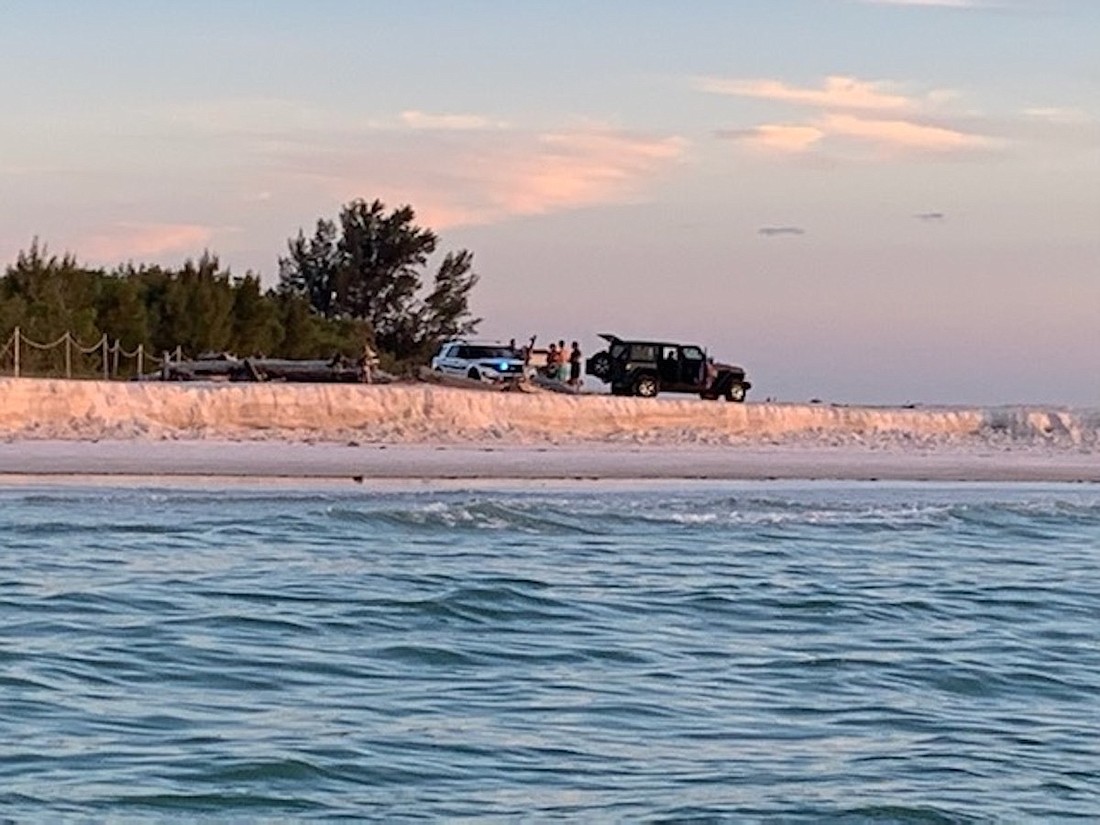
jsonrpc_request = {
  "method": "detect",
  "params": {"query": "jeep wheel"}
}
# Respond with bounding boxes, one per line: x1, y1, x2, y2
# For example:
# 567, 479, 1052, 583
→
467, 368, 481, 381
587, 351, 612, 382
633, 375, 659, 398
725, 383, 746, 403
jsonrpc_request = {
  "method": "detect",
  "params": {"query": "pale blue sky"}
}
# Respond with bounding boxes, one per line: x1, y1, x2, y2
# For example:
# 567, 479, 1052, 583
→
2, 0, 1097, 404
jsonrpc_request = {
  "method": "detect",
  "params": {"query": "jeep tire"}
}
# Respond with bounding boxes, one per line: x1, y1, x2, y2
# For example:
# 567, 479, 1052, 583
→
726, 382, 746, 403
633, 374, 659, 398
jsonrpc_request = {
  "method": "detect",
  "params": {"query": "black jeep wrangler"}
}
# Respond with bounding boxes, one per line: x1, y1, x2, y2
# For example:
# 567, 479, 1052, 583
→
585, 334, 751, 401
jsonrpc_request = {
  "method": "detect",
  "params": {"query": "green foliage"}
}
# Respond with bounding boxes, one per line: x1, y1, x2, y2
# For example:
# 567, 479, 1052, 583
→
231, 275, 283, 357
0, 240, 104, 376
2, 240, 101, 345
0, 242, 369, 378
278, 198, 480, 359
95, 275, 150, 351
280, 219, 341, 318
271, 292, 326, 359
0, 198, 483, 378
423, 249, 481, 346
271, 292, 370, 360
140, 253, 237, 356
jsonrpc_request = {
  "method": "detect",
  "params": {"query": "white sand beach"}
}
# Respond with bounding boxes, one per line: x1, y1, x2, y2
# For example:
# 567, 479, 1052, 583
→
0, 378, 1097, 482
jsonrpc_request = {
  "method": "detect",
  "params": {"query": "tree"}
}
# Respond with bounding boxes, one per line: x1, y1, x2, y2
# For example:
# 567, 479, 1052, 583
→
419, 250, 481, 348
2, 239, 101, 344
1, 231, 438, 377
95, 275, 149, 350
229, 274, 283, 356
139, 253, 235, 356
279, 218, 341, 319
278, 198, 480, 360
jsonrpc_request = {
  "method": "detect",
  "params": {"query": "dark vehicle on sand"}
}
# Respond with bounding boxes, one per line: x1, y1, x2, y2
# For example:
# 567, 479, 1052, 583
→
586, 334, 751, 401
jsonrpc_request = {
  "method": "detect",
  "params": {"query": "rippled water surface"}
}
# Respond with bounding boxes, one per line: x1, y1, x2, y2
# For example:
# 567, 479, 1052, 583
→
2, 481, 1099, 821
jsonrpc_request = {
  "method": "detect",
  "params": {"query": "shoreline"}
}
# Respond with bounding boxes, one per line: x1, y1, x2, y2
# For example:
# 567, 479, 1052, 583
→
1, 440, 1098, 484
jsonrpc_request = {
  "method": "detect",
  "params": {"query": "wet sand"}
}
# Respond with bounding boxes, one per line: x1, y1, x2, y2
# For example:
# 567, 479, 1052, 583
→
1, 440, 1098, 483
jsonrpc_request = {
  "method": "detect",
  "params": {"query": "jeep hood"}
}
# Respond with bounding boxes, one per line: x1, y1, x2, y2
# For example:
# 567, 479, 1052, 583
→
715, 361, 746, 374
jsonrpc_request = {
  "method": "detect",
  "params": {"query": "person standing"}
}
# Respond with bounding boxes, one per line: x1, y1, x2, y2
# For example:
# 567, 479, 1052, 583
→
568, 341, 582, 387
556, 339, 568, 381
359, 342, 378, 383
704, 357, 718, 390
545, 342, 560, 378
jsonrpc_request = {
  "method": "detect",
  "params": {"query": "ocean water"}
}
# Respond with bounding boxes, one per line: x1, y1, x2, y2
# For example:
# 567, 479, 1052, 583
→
1, 481, 1098, 822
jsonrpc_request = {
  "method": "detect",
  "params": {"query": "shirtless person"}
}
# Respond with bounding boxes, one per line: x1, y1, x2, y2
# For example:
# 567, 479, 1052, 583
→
568, 341, 582, 387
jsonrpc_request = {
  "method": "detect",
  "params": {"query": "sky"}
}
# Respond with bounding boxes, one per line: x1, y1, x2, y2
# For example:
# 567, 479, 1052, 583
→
1, 0, 1097, 405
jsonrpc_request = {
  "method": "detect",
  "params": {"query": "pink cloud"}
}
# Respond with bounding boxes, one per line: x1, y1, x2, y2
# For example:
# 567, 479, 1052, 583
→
696, 75, 918, 112
305, 128, 688, 230
1022, 107, 1091, 125
821, 113, 994, 151
704, 73, 993, 160
858, 0, 990, 7
79, 223, 214, 263
734, 124, 827, 153
720, 114, 990, 158
399, 110, 505, 131
488, 131, 685, 216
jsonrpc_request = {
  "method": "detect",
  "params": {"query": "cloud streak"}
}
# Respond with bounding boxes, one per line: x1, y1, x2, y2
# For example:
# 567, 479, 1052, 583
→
133, 99, 691, 230
704, 74, 992, 159
821, 113, 993, 152
279, 126, 688, 230
717, 125, 825, 153
857, 0, 988, 7
492, 130, 686, 216
697, 75, 915, 112
79, 223, 215, 263
854, 0, 1049, 10
419, 129, 688, 228
399, 110, 508, 131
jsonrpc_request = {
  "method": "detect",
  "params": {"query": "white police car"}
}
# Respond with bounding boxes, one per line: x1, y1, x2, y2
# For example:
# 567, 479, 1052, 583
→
430, 340, 525, 383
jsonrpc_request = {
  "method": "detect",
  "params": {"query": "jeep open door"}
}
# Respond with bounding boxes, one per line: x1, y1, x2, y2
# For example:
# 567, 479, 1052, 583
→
678, 345, 707, 390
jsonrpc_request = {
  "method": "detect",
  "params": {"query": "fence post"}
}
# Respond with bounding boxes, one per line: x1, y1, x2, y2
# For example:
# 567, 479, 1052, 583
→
102, 335, 109, 380
65, 333, 72, 379
112, 340, 120, 379
137, 344, 144, 378
12, 327, 19, 378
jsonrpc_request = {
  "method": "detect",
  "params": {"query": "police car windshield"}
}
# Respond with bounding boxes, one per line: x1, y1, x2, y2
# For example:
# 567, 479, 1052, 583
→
466, 346, 515, 359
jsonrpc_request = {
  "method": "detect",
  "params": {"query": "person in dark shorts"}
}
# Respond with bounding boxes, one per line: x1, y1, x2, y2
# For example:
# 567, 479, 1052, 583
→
568, 341, 582, 386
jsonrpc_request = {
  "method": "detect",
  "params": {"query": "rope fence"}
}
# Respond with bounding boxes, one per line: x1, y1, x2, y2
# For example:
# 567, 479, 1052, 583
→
0, 327, 184, 380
